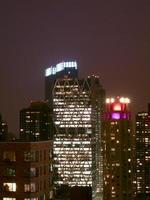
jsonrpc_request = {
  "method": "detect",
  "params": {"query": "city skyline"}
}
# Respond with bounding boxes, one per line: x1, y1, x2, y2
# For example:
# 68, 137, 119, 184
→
0, 0, 150, 133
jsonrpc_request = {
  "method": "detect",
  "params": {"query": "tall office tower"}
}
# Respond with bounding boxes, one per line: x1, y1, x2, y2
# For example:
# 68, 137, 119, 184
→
45, 61, 78, 105
103, 97, 133, 200
136, 104, 150, 200
0, 113, 8, 141
52, 76, 105, 200
0, 140, 53, 200
20, 101, 53, 141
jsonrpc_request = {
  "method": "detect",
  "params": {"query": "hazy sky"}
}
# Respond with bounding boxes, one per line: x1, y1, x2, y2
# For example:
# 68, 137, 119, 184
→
0, 0, 150, 133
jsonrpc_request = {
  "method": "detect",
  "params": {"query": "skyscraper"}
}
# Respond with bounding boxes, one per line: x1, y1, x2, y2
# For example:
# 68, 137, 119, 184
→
103, 97, 133, 200
45, 61, 105, 200
0, 113, 8, 141
135, 104, 150, 200
20, 101, 53, 141
45, 61, 78, 105
53, 76, 105, 199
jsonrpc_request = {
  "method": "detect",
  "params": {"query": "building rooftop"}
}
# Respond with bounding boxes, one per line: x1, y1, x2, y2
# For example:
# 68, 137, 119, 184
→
45, 61, 77, 76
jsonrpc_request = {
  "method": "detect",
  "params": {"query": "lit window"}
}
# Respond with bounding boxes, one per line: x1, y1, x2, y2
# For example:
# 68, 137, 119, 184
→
24, 168, 37, 177
24, 151, 38, 162
4, 168, 16, 176
3, 151, 16, 162
24, 183, 36, 192
49, 164, 53, 172
49, 150, 53, 159
30, 168, 37, 177
49, 190, 53, 199
24, 184, 30, 192
3, 183, 16, 192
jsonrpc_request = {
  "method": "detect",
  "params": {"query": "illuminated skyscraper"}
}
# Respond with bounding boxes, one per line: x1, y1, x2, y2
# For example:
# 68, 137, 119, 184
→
45, 61, 78, 105
53, 76, 105, 199
0, 113, 8, 141
103, 97, 133, 200
20, 101, 53, 141
45, 61, 105, 200
136, 104, 150, 200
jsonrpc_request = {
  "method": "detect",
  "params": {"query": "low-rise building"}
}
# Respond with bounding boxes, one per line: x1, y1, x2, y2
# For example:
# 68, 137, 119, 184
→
0, 140, 53, 200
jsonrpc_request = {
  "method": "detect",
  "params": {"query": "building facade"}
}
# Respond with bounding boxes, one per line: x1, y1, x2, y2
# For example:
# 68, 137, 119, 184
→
45, 61, 105, 199
0, 140, 53, 200
20, 101, 53, 141
52, 76, 105, 199
45, 61, 78, 105
0, 113, 8, 141
103, 97, 133, 200
135, 104, 150, 200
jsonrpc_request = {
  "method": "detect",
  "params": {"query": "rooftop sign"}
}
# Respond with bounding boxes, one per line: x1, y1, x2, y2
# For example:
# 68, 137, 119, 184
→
45, 61, 77, 77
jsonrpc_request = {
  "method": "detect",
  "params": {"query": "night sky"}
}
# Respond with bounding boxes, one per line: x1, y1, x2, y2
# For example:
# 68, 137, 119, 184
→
0, 0, 150, 134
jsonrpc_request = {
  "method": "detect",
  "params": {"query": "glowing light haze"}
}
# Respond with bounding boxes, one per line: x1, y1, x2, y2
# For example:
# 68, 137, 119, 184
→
0, 0, 150, 133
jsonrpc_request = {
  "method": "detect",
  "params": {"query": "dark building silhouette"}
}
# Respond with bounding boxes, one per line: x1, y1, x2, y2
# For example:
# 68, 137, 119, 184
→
0, 140, 53, 200
0, 113, 8, 141
55, 185, 92, 200
103, 97, 133, 200
20, 101, 53, 141
135, 104, 150, 200
70, 186, 92, 200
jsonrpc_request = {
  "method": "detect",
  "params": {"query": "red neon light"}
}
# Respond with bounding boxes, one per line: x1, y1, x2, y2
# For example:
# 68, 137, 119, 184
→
113, 103, 122, 111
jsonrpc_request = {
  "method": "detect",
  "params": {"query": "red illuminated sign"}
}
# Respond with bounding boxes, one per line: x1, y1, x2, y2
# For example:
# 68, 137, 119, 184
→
113, 103, 122, 111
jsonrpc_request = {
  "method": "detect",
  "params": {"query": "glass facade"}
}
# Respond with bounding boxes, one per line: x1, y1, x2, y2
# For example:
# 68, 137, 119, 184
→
52, 77, 105, 199
45, 61, 78, 105
136, 106, 150, 200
